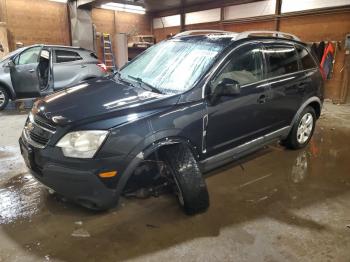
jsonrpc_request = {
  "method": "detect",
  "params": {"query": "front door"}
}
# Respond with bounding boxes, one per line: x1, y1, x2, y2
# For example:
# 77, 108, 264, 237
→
10, 46, 42, 98
205, 43, 271, 157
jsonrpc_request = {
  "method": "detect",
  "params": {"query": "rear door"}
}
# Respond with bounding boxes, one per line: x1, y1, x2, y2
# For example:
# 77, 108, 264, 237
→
262, 42, 306, 129
52, 49, 84, 90
295, 45, 323, 99
10, 46, 42, 98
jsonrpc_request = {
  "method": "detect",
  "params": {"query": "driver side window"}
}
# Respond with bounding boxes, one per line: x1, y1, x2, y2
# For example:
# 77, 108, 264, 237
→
15, 47, 42, 65
211, 44, 263, 92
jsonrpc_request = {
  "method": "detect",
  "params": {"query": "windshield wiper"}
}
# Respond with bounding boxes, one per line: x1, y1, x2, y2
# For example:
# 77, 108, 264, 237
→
127, 75, 163, 94
114, 71, 133, 86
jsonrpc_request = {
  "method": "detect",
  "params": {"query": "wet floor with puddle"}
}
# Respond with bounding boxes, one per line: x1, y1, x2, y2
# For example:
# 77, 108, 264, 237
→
0, 103, 349, 262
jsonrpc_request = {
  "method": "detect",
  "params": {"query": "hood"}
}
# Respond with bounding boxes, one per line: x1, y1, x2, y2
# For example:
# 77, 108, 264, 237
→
34, 77, 179, 127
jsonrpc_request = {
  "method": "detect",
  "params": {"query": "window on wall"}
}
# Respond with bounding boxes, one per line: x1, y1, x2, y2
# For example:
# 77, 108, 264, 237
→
296, 46, 317, 70
263, 45, 299, 78
153, 15, 181, 29
185, 8, 221, 25
55, 50, 82, 63
211, 44, 263, 89
281, 0, 350, 13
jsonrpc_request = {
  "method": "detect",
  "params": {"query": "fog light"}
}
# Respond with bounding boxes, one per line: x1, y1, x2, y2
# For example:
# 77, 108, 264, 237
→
99, 171, 117, 178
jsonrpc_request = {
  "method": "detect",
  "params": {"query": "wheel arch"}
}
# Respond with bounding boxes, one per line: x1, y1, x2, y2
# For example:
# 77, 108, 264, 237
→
291, 96, 322, 127
309, 101, 321, 119
114, 136, 199, 200
0, 81, 15, 100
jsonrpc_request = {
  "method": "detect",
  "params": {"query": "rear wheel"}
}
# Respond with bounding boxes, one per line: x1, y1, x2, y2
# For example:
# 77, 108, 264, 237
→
0, 87, 9, 111
162, 144, 209, 215
283, 106, 316, 149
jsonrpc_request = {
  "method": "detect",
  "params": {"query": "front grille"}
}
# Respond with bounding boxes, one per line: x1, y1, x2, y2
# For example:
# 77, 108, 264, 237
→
34, 115, 56, 132
29, 130, 50, 145
23, 114, 57, 148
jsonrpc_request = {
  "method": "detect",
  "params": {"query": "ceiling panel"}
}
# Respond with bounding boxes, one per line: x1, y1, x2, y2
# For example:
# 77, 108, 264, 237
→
94, 0, 259, 12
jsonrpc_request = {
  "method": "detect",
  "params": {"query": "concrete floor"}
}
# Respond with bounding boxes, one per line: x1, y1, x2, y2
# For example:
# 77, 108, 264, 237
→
0, 102, 350, 262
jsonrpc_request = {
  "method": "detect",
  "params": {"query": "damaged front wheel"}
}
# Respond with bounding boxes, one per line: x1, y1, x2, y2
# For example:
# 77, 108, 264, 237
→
162, 144, 209, 215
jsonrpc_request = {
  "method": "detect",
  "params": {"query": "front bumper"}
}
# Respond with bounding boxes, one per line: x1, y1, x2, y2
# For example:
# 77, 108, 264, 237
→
19, 136, 125, 210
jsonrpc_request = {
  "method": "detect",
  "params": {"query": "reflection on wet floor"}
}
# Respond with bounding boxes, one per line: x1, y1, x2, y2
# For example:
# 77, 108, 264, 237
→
0, 111, 350, 261
0, 174, 43, 224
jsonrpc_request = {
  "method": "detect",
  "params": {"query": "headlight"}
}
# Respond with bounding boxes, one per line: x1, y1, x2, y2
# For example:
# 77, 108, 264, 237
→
56, 131, 109, 158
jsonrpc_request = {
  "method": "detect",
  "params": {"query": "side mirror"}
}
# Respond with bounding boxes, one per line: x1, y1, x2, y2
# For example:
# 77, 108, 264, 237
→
214, 78, 241, 97
6, 60, 15, 68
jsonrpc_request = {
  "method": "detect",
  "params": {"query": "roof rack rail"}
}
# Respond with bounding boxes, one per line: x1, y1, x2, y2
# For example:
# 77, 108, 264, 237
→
236, 31, 300, 41
174, 30, 236, 37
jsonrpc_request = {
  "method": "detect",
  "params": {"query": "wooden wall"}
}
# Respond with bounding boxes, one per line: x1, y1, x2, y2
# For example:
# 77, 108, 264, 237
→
5, 0, 70, 49
280, 12, 350, 100
92, 8, 152, 61
0, 0, 152, 61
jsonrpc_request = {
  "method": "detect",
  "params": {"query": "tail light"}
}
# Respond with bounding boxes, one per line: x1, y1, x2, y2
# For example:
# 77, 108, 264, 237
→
97, 63, 107, 73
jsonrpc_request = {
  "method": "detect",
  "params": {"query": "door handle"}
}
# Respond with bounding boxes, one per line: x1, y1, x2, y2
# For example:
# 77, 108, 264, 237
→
257, 94, 267, 104
81, 65, 87, 68
28, 69, 35, 73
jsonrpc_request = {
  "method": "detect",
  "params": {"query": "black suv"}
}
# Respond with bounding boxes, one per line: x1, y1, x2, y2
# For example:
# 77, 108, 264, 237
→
20, 30, 324, 214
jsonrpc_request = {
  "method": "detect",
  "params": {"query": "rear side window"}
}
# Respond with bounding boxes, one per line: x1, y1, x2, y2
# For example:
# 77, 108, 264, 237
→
55, 50, 82, 63
264, 45, 299, 78
296, 46, 317, 70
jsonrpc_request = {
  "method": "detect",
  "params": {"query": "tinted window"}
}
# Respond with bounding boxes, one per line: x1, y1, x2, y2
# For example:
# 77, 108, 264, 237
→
55, 50, 82, 63
16, 46, 42, 65
264, 45, 299, 78
90, 52, 98, 59
212, 44, 263, 88
297, 46, 317, 70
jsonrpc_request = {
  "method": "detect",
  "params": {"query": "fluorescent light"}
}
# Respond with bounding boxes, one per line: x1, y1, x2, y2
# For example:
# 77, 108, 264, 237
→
101, 2, 146, 14
49, 0, 67, 3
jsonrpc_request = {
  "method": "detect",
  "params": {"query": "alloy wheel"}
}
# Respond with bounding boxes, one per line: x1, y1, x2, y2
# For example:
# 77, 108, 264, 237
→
0, 90, 5, 107
297, 113, 313, 144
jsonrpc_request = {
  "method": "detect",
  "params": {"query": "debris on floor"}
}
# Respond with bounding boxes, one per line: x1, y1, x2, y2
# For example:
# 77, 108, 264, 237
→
71, 228, 91, 238
74, 221, 83, 226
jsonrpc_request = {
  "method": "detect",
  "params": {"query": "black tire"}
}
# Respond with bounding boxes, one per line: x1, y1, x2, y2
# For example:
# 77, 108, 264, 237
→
163, 144, 209, 215
283, 106, 316, 150
0, 86, 9, 111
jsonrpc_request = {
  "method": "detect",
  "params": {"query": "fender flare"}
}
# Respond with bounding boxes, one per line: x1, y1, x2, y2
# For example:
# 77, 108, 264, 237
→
0, 81, 15, 99
290, 96, 322, 128
114, 136, 199, 201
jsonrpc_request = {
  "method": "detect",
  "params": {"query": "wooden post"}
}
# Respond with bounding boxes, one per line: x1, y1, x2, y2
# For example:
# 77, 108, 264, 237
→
220, 7, 225, 30
275, 0, 282, 31
180, 0, 185, 32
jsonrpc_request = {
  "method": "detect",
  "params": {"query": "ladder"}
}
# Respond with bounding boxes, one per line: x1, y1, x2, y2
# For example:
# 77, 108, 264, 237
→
101, 33, 116, 71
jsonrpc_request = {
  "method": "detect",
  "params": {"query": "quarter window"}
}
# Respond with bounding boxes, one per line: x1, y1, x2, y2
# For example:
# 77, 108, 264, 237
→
55, 50, 82, 63
264, 45, 299, 78
212, 44, 263, 89
297, 46, 317, 70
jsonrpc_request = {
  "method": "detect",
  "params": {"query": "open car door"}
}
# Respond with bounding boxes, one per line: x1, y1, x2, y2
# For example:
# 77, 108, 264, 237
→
37, 48, 54, 96
10, 46, 42, 98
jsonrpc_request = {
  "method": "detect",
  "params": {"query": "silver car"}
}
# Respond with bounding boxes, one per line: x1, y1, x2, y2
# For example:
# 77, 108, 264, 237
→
0, 44, 108, 110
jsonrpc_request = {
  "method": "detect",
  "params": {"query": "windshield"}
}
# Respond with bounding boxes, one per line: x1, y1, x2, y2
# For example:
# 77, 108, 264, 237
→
119, 39, 224, 95
0, 47, 26, 63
